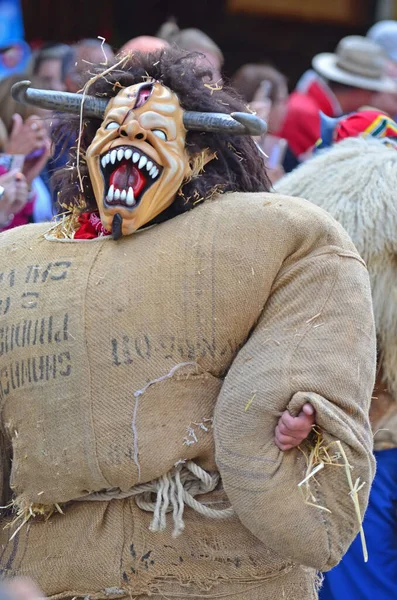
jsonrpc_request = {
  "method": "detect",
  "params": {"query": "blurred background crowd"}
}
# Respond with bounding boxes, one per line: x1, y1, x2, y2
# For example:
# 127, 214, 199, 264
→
1, 0, 397, 232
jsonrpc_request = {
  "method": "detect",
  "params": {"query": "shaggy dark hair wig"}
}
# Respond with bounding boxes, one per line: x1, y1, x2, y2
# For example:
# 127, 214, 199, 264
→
54, 48, 271, 225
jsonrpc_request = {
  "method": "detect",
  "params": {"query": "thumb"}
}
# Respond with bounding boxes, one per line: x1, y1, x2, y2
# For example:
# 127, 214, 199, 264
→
0, 168, 20, 183
302, 403, 315, 417
10, 113, 23, 137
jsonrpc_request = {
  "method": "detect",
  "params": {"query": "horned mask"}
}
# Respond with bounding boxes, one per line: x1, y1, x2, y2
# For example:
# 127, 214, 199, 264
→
12, 80, 266, 238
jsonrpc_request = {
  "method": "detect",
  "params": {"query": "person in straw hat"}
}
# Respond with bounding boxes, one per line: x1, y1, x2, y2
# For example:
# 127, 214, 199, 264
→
0, 47, 376, 599
277, 35, 397, 162
276, 116, 397, 600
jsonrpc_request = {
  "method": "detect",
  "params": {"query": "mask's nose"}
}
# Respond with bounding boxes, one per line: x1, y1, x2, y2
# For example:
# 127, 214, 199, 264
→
119, 118, 147, 141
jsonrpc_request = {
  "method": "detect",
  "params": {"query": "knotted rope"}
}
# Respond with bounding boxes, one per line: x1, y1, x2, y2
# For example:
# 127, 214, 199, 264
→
75, 460, 234, 537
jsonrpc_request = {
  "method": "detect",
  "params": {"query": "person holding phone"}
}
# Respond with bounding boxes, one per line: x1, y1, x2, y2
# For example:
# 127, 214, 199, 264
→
0, 168, 29, 230
232, 64, 295, 180
0, 74, 52, 227
232, 65, 288, 134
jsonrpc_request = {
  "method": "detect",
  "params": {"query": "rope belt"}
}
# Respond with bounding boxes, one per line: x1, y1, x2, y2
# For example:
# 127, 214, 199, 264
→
75, 461, 235, 537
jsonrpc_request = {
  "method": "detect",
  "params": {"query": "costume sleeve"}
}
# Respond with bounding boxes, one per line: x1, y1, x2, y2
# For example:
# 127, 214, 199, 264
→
214, 249, 376, 571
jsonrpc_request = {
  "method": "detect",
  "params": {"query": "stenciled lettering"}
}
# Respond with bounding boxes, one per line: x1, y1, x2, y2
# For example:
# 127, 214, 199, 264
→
21, 291, 40, 309
26, 262, 72, 285
0, 297, 10, 315
0, 351, 72, 397
110, 334, 236, 366
0, 313, 69, 358
0, 270, 16, 288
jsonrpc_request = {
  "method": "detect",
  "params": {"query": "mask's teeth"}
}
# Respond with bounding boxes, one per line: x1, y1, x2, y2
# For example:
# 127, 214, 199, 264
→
146, 160, 153, 172
107, 184, 114, 201
149, 166, 156, 178
138, 156, 147, 170
114, 188, 121, 201
101, 156, 107, 169
117, 148, 124, 162
132, 152, 139, 164
126, 187, 135, 206
120, 189, 127, 201
125, 148, 132, 160
110, 150, 117, 164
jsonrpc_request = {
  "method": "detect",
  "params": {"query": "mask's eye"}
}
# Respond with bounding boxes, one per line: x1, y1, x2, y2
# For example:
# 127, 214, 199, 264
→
105, 121, 119, 130
152, 129, 167, 141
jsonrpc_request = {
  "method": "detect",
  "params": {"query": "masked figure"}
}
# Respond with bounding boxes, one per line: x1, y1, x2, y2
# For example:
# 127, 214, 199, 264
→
0, 50, 375, 600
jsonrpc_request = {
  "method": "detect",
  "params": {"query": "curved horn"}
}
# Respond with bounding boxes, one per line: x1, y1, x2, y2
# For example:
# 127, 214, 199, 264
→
183, 111, 267, 136
230, 112, 267, 136
11, 80, 109, 119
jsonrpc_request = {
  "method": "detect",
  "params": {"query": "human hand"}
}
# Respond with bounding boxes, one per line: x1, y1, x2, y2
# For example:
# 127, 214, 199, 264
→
5, 114, 48, 156
267, 164, 285, 185
0, 577, 45, 600
13, 172, 29, 212
275, 403, 315, 451
22, 137, 51, 185
0, 169, 29, 226
250, 99, 272, 124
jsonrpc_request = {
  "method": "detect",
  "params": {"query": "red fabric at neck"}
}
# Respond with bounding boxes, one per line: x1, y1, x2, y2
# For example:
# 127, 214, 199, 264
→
74, 212, 111, 239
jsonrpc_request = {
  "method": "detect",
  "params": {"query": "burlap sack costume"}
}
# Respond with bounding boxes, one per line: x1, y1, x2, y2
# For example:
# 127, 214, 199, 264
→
0, 192, 375, 599
276, 136, 397, 451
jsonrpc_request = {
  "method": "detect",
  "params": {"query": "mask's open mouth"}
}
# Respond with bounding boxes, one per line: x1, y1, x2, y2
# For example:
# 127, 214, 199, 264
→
100, 145, 162, 209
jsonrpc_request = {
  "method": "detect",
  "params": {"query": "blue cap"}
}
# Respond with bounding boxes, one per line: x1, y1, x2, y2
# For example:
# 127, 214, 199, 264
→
367, 20, 397, 62
315, 112, 342, 151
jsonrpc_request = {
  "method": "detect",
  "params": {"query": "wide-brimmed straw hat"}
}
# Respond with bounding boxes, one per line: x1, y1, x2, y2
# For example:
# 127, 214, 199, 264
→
312, 35, 397, 93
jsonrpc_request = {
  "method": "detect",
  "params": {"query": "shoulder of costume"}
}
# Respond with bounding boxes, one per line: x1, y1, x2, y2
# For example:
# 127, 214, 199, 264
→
192, 191, 355, 253
0, 222, 50, 248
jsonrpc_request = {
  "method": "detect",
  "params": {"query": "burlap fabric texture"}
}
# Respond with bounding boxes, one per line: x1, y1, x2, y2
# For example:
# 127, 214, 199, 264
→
0, 192, 375, 599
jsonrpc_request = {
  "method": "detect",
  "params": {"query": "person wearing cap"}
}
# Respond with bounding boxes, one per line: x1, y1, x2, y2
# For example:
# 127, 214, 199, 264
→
367, 20, 397, 73
315, 108, 397, 150
367, 20, 397, 119
277, 35, 397, 160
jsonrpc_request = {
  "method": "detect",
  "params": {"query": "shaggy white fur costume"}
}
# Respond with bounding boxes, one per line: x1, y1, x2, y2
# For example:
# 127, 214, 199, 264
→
276, 136, 397, 403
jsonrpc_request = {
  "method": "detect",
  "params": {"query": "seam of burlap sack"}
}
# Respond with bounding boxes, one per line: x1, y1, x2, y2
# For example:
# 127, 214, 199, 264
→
44, 235, 112, 243
281, 247, 366, 275
40, 562, 301, 600
43, 224, 157, 243
82, 241, 115, 490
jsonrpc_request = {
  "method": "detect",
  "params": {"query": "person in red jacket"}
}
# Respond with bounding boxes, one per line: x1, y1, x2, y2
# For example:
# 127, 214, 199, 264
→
277, 35, 397, 161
